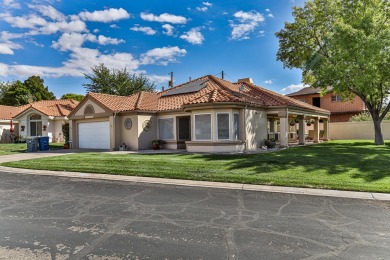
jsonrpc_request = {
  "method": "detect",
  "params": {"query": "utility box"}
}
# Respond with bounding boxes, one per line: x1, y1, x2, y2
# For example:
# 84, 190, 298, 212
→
38, 136, 49, 151
26, 137, 39, 152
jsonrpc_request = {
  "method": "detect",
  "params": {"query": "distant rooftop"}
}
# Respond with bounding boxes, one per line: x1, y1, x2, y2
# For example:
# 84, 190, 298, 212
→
286, 86, 333, 97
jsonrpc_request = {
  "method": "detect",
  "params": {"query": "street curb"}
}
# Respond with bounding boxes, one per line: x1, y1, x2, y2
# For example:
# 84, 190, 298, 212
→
0, 166, 389, 201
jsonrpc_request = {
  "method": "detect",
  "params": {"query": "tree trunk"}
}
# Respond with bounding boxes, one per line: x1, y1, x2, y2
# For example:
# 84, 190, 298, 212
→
373, 118, 384, 145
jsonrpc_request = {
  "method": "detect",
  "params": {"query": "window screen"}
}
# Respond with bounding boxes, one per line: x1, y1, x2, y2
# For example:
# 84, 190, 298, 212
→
158, 118, 174, 140
217, 113, 229, 140
195, 114, 211, 140
233, 113, 240, 140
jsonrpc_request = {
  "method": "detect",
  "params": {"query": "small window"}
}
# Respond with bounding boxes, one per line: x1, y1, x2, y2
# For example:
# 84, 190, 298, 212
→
30, 114, 41, 120
195, 114, 211, 140
158, 118, 174, 140
84, 105, 95, 115
331, 95, 342, 102
299, 98, 306, 103
217, 113, 230, 140
233, 113, 240, 140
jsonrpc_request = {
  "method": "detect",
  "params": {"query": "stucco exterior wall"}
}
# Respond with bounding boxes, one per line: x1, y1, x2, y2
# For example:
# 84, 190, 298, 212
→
0, 121, 19, 142
74, 99, 106, 116
137, 114, 157, 150
45, 119, 66, 142
15, 110, 63, 142
245, 108, 267, 150
330, 121, 390, 140
117, 115, 139, 150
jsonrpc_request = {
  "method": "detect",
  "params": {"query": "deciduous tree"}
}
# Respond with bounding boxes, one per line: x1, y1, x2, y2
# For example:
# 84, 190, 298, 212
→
83, 63, 155, 96
276, 0, 390, 145
61, 93, 84, 102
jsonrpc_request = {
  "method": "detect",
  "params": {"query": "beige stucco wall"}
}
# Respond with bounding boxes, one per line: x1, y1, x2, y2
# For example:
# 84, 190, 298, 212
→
137, 114, 157, 150
117, 115, 139, 150
330, 121, 390, 140
186, 142, 245, 153
245, 108, 267, 150
74, 99, 106, 116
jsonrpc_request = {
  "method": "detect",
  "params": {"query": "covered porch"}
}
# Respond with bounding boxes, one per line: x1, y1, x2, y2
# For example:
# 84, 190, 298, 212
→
266, 108, 330, 148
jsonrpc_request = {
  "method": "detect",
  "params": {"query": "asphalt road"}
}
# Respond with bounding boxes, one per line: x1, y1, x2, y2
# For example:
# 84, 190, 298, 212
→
0, 171, 389, 260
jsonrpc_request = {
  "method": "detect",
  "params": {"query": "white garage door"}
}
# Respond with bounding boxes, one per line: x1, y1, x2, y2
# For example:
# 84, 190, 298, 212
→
78, 122, 110, 149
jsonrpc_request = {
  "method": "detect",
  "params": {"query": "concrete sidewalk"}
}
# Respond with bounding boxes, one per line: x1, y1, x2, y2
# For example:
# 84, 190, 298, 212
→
0, 165, 389, 201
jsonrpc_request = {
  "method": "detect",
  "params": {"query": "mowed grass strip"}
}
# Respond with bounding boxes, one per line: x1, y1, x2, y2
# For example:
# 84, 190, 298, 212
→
3, 140, 390, 193
0, 143, 64, 156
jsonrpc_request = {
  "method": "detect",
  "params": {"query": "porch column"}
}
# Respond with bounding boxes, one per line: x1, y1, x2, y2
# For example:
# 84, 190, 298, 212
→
269, 117, 276, 139
279, 117, 289, 147
269, 118, 275, 133
323, 118, 330, 141
313, 117, 320, 143
298, 116, 306, 145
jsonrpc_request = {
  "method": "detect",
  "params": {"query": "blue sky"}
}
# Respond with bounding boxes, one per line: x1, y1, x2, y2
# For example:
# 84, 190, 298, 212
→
0, 0, 305, 98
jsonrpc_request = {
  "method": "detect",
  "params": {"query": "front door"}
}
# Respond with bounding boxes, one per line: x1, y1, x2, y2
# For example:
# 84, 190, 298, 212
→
177, 117, 190, 140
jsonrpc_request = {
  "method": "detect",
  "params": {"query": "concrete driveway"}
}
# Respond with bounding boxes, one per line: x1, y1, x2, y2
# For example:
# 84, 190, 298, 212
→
0, 171, 389, 259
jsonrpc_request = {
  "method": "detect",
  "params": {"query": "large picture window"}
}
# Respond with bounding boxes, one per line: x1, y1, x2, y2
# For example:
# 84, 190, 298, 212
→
217, 113, 230, 140
195, 114, 211, 140
233, 113, 240, 140
158, 118, 174, 140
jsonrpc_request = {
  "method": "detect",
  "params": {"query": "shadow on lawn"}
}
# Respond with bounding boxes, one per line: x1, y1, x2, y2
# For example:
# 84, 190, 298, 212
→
184, 142, 390, 182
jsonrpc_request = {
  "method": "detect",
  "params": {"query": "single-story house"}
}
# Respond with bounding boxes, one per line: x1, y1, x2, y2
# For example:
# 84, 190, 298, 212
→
68, 75, 331, 152
1, 100, 78, 142
0, 105, 22, 142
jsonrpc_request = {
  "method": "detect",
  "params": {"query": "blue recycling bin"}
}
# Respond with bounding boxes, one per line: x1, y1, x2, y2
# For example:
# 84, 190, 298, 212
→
39, 136, 49, 151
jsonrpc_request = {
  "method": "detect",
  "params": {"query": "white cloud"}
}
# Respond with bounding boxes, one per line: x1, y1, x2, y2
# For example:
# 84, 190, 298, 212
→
93, 28, 99, 33
281, 83, 308, 93
162, 24, 174, 36
52, 32, 124, 51
140, 12, 187, 24
268, 13, 274, 18
29, 5, 65, 21
95, 35, 125, 45
140, 46, 187, 65
203, 2, 212, 7
196, 7, 208, 12
3, 0, 21, 9
2, 13, 47, 29
130, 25, 157, 35
79, 8, 130, 23
265, 8, 270, 12
259, 30, 265, 37
110, 24, 119, 28
230, 10, 265, 40
180, 28, 204, 45
0, 42, 21, 54
264, 80, 272, 84
29, 20, 87, 35
0, 31, 23, 55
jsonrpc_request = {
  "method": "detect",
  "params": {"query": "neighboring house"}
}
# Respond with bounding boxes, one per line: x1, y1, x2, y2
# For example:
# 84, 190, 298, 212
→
286, 87, 366, 122
0, 105, 22, 142
1, 100, 78, 142
69, 75, 330, 152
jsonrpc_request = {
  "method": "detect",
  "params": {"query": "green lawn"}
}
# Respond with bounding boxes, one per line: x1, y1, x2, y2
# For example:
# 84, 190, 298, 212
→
2, 140, 390, 193
0, 142, 64, 156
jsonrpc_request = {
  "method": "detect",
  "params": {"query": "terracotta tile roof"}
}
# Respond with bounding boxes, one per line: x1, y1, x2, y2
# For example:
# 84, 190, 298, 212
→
286, 86, 333, 97
12, 99, 79, 118
78, 75, 329, 115
0, 105, 23, 120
